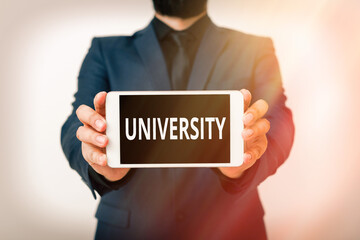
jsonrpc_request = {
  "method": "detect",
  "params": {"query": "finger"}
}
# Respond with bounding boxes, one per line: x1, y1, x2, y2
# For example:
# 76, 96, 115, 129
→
244, 135, 268, 162
242, 118, 270, 141
243, 99, 269, 126
244, 146, 261, 163
82, 142, 107, 167
243, 152, 256, 166
94, 91, 107, 117
240, 89, 252, 112
76, 104, 106, 132
76, 126, 108, 148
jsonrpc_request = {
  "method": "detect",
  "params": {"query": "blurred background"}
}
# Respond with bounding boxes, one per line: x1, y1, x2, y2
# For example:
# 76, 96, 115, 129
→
0, 0, 359, 239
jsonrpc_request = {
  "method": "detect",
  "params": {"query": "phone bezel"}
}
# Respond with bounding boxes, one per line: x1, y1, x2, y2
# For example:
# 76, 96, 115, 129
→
106, 90, 243, 168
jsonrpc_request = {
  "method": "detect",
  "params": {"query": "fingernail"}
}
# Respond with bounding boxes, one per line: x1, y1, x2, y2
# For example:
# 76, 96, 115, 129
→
96, 135, 106, 144
244, 129, 254, 138
243, 113, 253, 124
95, 120, 105, 129
244, 153, 252, 162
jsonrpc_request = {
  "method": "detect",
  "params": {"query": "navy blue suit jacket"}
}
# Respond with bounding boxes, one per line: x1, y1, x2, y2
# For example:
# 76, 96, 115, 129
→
61, 19, 294, 240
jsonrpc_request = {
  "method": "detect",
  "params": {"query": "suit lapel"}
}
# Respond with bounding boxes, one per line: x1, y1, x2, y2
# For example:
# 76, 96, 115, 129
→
187, 23, 230, 90
134, 23, 171, 90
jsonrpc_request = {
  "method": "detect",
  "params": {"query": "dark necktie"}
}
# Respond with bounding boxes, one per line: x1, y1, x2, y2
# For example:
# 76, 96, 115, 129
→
170, 32, 191, 90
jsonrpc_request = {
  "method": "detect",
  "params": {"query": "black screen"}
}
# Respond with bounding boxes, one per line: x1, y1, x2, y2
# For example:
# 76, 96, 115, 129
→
119, 94, 230, 164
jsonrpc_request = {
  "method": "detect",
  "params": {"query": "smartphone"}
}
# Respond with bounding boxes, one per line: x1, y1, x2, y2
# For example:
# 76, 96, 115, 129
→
106, 90, 243, 168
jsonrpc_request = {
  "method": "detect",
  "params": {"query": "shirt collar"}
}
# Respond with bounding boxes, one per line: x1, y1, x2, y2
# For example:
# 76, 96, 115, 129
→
152, 14, 211, 41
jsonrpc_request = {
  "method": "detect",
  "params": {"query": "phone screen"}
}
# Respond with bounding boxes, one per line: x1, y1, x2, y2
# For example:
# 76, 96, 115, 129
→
119, 94, 230, 164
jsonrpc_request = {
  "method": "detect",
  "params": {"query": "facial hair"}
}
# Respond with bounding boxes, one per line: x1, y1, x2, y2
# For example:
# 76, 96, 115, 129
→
152, 0, 207, 18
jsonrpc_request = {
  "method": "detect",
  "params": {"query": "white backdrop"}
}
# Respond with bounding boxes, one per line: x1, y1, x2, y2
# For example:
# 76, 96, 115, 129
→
1, 0, 360, 239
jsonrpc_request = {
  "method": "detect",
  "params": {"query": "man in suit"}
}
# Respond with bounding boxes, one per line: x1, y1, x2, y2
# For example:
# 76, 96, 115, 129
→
61, 0, 294, 239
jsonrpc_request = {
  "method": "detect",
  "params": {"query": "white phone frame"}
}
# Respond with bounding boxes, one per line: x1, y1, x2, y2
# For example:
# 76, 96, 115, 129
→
106, 90, 243, 168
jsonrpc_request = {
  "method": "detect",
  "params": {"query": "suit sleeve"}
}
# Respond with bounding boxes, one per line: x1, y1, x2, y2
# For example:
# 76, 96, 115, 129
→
214, 37, 295, 194
60, 38, 129, 198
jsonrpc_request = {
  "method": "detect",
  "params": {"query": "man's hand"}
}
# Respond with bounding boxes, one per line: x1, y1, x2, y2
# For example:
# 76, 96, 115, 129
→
218, 89, 270, 179
76, 92, 130, 182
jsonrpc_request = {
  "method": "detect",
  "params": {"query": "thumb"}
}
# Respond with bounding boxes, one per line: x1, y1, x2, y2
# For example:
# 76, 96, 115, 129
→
94, 91, 107, 117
